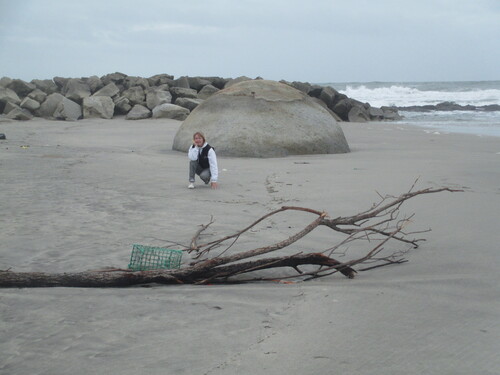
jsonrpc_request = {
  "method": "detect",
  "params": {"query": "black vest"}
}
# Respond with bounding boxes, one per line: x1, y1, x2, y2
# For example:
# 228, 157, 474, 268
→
198, 144, 213, 169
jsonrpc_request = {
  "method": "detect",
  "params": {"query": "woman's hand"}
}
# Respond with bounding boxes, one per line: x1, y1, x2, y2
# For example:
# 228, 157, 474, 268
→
211, 182, 219, 189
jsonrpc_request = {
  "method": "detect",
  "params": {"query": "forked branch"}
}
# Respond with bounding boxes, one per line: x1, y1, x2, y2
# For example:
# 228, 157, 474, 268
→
0, 184, 461, 287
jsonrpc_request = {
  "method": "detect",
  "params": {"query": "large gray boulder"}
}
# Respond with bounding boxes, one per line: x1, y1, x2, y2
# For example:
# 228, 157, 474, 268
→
347, 106, 370, 122
53, 76, 70, 91
28, 89, 47, 103
0, 77, 12, 88
126, 104, 151, 120
146, 88, 172, 110
37, 93, 66, 118
20, 97, 40, 111
0, 88, 21, 113
332, 98, 365, 121
101, 72, 127, 86
63, 79, 91, 103
3, 101, 21, 114
124, 76, 150, 90
6, 107, 33, 121
53, 98, 82, 121
172, 76, 190, 88
122, 86, 145, 106
169, 87, 197, 101
290, 81, 312, 94
86, 75, 104, 93
114, 96, 132, 114
152, 103, 190, 120
38, 93, 81, 120
31, 79, 58, 94
83, 96, 114, 119
175, 97, 203, 112
7, 79, 36, 97
187, 77, 211, 91
198, 84, 219, 100
173, 80, 350, 157
93, 82, 120, 98
148, 73, 174, 86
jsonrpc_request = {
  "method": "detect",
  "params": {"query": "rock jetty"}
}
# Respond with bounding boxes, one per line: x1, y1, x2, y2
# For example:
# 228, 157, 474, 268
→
0, 73, 401, 122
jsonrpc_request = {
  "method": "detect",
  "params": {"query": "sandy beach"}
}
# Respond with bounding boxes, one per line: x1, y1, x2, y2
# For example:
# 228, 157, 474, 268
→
0, 118, 499, 374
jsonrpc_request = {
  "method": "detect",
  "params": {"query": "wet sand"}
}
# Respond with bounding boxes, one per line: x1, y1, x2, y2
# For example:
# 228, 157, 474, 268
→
1, 118, 499, 374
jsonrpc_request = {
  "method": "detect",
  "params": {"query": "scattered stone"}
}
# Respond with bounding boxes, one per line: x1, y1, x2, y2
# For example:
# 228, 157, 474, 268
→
146, 88, 172, 110
173, 80, 350, 157
83, 96, 115, 119
126, 104, 151, 120
198, 84, 219, 100
93, 82, 120, 98
122, 86, 145, 106
20, 97, 41, 111
0, 133, 6, 139
174, 97, 203, 112
7, 79, 36, 97
152, 103, 190, 120
28, 89, 47, 103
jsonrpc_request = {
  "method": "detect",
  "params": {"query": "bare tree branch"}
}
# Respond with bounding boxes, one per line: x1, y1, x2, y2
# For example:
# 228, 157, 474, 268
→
0, 184, 462, 288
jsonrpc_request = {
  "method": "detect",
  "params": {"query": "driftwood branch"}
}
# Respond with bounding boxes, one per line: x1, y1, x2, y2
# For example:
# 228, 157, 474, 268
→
0, 184, 462, 288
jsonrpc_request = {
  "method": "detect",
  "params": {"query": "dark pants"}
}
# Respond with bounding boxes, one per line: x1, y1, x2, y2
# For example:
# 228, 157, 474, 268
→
189, 160, 211, 184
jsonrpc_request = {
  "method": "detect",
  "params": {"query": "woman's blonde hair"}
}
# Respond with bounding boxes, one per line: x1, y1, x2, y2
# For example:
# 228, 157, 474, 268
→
193, 132, 206, 143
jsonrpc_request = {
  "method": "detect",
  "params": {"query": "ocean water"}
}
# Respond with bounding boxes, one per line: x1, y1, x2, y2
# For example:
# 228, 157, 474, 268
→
324, 81, 500, 137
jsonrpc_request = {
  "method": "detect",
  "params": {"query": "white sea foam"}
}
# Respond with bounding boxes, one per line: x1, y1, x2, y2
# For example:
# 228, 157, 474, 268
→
321, 81, 500, 137
338, 85, 500, 108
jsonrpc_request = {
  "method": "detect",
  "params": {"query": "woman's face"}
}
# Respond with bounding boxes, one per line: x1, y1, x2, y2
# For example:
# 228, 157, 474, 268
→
193, 134, 204, 147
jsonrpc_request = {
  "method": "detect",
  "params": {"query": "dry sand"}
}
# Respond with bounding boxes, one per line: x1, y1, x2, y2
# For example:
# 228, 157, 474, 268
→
0, 117, 499, 374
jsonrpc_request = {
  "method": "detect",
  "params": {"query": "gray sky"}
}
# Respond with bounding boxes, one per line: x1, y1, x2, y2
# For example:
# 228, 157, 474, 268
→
1, 0, 499, 83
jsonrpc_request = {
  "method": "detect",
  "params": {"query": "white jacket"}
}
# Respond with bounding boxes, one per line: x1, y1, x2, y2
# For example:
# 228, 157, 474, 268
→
188, 142, 218, 182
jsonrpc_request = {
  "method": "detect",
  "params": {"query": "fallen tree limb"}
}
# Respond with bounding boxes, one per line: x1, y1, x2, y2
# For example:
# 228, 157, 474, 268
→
0, 184, 462, 288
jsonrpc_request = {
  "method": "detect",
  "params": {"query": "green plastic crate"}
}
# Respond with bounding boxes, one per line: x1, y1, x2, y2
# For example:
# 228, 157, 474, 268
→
128, 244, 183, 271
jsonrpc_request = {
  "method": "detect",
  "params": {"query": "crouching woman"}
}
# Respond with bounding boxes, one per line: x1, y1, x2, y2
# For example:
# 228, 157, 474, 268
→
188, 132, 218, 189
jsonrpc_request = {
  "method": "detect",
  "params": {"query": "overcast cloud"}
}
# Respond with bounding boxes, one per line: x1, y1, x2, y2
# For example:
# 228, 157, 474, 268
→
0, 0, 499, 82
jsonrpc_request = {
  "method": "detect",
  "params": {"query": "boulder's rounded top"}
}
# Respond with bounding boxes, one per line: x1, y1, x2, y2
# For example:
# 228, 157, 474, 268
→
219, 80, 304, 102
